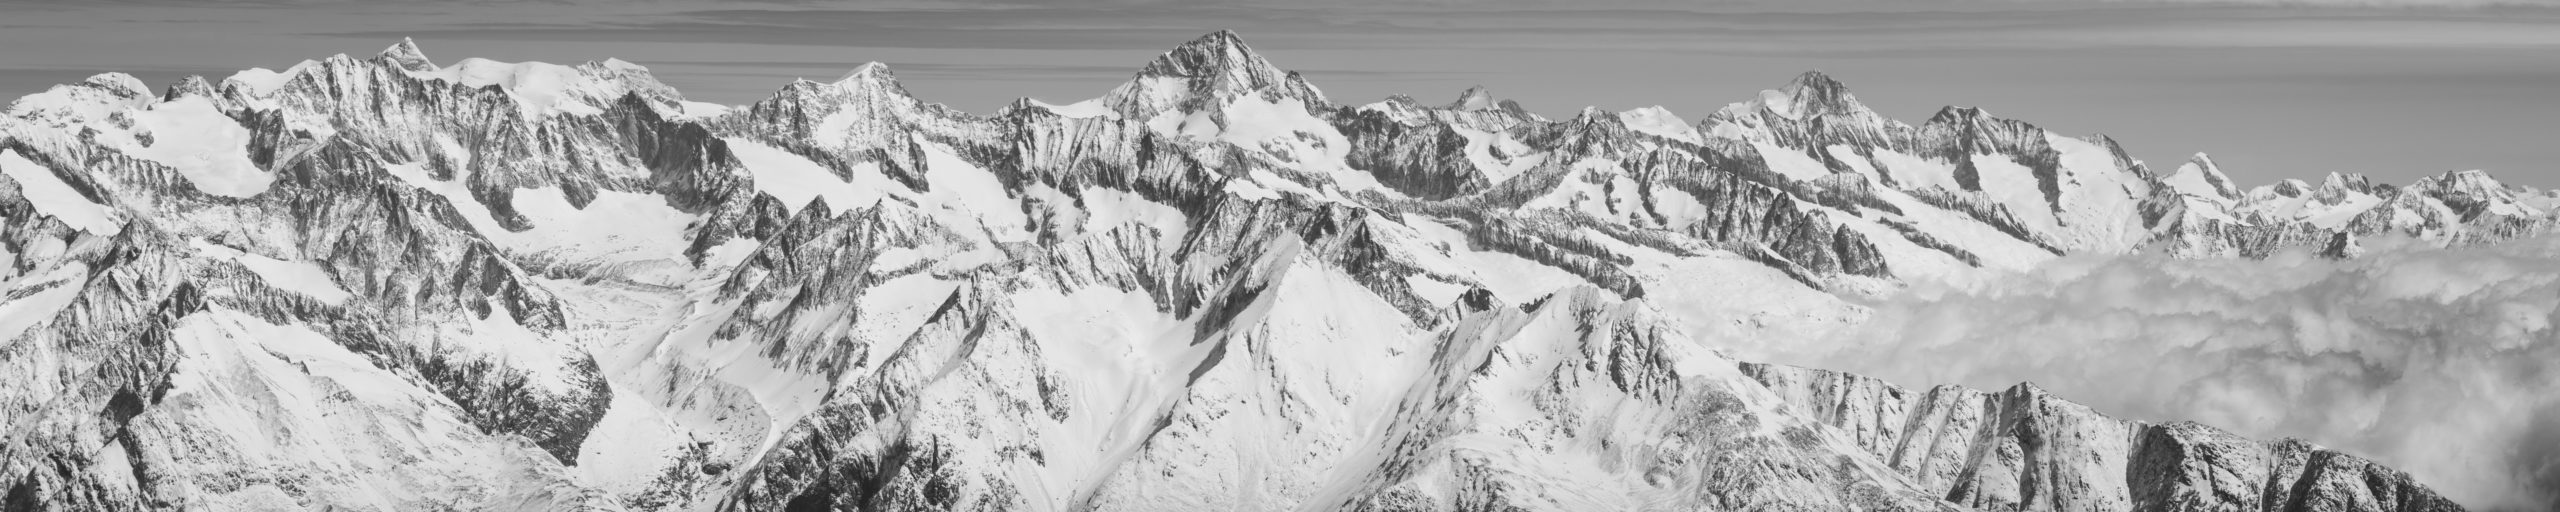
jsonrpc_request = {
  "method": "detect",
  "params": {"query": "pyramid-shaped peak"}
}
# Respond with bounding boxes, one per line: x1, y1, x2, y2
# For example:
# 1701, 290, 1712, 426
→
1785, 70, 1849, 96
2170, 153, 2242, 200
1759, 70, 1868, 119
1102, 30, 1322, 118
1140, 30, 1283, 80
1450, 86, 1497, 111
1928, 105, 1988, 123
377, 38, 437, 73
834, 61, 897, 85
163, 75, 217, 101
2318, 172, 2373, 193
2178, 152, 2235, 177
2266, 178, 2314, 198
1182, 30, 1249, 53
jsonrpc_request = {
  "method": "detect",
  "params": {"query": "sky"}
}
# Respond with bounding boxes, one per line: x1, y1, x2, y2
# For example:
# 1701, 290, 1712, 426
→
3, 0, 2559, 189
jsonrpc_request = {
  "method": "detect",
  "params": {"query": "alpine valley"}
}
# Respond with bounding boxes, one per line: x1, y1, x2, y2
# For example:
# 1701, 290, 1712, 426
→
0, 31, 2528, 511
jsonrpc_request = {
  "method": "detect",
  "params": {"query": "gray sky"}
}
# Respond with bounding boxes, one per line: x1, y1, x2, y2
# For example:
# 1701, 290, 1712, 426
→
6, 0, 2560, 188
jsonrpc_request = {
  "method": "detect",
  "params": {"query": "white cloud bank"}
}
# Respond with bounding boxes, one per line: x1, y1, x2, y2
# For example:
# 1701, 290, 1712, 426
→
1803, 235, 2560, 511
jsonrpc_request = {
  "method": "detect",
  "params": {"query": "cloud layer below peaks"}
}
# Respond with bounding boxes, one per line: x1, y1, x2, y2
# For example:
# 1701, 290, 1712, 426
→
1808, 235, 2560, 511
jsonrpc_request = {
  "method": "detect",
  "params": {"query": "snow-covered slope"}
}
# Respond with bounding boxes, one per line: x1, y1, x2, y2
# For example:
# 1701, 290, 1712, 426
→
0, 32, 2491, 511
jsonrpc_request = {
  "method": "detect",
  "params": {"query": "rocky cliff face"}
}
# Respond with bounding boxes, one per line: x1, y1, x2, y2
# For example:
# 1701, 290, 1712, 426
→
0, 31, 2494, 511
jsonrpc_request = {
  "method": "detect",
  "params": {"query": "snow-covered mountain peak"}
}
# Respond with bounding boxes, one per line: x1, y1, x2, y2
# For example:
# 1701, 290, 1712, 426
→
2163, 152, 2242, 200
1767, 70, 1867, 120
2416, 169, 2516, 196
1925, 104, 1993, 126
162, 75, 217, 100
1704, 70, 1905, 149
2262, 178, 2313, 198
833, 61, 896, 87
1104, 30, 1324, 120
2318, 172, 2375, 195
745, 61, 927, 118
1617, 105, 1701, 143
81, 72, 151, 98
596, 57, 646, 72
1138, 29, 1274, 80
377, 37, 436, 73
4, 73, 151, 127
1709, 70, 1875, 125
2405, 169, 2548, 221
1449, 85, 1498, 111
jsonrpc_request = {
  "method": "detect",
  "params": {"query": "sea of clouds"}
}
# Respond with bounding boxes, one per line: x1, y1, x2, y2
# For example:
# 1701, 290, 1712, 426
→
1798, 234, 2560, 511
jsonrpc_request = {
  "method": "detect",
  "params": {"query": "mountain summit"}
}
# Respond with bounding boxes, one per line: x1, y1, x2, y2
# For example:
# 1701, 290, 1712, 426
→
0, 30, 2500, 512
1768, 70, 1870, 120
1105, 30, 1326, 119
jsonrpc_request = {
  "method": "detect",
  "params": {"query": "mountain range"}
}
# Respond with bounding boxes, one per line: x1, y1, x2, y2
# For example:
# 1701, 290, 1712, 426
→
0, 30, 2512, 511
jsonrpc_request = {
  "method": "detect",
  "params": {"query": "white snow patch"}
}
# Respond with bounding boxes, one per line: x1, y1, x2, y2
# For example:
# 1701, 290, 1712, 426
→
156, 307, 594, 510
1618, 106, 1701, 145
917, 135, 1030, 242
724, 137, 906, 213
1076, 186, 1190, 248
2163, 160, 2236, 203
1825, 145, 1878, 181
507, 187, 696, 270
1752, 88, 1806, 119
124, 96, 271, 197
191, 240, 353, 305
1752, 139, 1833, 182
678, 101, 731, 119
1224, 178, 1282, 201
573, 384, 689, 495
1404, 217, 1586, 301
1970, 152, 2060, 234
0, 262, 88, 346
0, 149, 120, 235
382, 159, 507, 236
2304, 193, 2385, 230
1650, 187, 1711, 228
439, 303, 582, 394
222, 60, 317, 97
1032, 98, 1119, 120
384, 155, 695, 275
1871, 147, 1959, 193
2046, 134, 2149, 249
1449, 126, 1545, 185
1404, 274, 1469, 307
849, 273, 958, 373
1165, 93, 1381, 199
1011, 283, 1199, 501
